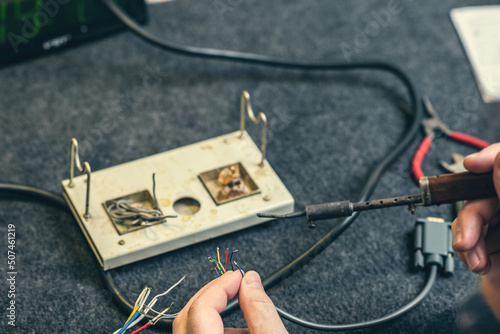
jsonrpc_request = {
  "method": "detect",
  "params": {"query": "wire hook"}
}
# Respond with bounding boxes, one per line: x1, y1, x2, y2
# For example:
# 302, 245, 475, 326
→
239, 91, 267, 167
68, 138, 92, 219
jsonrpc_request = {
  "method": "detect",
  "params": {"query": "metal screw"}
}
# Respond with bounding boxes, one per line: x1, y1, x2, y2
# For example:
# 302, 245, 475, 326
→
407, 204, 416, 214
118, 240, 125, 245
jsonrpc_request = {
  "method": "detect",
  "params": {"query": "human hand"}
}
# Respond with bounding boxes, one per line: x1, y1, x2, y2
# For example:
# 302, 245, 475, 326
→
173, 270, 288, 334
452, 143, 500, 318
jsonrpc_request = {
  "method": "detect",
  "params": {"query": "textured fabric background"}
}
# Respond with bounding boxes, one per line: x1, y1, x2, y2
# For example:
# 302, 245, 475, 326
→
1, 0, 500, 333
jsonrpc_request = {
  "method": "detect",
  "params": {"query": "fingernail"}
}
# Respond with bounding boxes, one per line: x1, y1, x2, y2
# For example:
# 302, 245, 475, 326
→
466, 152, 478, 160
465, 251, 479, 271
244, 272, 264, 290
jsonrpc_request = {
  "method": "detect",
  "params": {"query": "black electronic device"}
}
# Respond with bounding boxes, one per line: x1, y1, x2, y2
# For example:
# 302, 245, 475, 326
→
0, 0, 147, 65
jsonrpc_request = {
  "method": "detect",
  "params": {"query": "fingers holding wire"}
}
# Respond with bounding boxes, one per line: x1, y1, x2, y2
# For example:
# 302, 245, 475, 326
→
173, 271, 243, 334
238, 271, 288, 334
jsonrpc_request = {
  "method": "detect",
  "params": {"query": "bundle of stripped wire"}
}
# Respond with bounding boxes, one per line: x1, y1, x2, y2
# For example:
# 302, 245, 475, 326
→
112, 275, 186, 334
209, 248, 244, 277
106, 173, 177, 227
106, 200, 176, 227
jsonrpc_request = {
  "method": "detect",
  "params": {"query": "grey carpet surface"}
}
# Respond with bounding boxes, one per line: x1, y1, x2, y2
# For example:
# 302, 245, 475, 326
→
1, 0, 500, 333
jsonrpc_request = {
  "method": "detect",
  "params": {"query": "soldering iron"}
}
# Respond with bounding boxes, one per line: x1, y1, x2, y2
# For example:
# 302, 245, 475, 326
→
258, 171, 497, 228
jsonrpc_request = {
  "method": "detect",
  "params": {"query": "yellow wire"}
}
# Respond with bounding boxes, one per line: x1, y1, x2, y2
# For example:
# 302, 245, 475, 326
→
212, 259, 224, 274
210, 258, 225, 274
125, 306, 139, 324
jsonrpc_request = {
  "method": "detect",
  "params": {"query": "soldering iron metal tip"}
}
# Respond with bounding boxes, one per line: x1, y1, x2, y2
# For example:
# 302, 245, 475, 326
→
257, 211, 306, 219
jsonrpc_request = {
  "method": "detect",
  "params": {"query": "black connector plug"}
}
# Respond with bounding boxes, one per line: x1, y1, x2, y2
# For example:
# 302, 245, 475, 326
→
414, 217, 455, 276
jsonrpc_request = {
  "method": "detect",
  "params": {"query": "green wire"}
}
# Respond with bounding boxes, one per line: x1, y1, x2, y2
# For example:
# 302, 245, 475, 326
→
208, 257, 225, 275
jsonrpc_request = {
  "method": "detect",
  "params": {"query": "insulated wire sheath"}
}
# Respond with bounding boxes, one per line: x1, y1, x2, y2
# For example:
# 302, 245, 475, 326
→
0, 183, 69, 209
1, 1, 425, 330
276, 264, 438, 331
101, 0, 422, 83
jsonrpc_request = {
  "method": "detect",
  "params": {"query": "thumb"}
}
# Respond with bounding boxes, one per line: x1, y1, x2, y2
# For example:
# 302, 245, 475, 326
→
463, 143, 500, 173
238, 271, 288, 334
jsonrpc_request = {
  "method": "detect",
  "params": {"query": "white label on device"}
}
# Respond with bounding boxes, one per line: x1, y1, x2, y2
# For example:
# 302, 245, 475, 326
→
450, 6, 500, 103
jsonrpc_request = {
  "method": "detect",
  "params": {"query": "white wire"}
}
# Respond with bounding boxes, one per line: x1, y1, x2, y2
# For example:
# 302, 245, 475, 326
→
111, 275, 186, 333
149, 275, 186, 315
127, 314, 145, 330
151, 275, 186, 301
150, 303, 174, 325
137, 287, 151, 310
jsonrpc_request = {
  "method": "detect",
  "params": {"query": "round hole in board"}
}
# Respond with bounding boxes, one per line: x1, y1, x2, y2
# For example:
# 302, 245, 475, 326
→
173, 197, 201, 216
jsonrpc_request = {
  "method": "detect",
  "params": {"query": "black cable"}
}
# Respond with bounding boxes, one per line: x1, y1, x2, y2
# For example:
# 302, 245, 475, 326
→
0, 183, 69, 210
98, 0, 424, 330
0, 184, 159, 327
100, 0, 418, 81
276, 264, 438, 331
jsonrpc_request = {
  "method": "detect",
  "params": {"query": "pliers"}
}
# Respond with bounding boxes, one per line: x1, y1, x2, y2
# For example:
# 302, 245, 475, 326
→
412, 97, 490, 182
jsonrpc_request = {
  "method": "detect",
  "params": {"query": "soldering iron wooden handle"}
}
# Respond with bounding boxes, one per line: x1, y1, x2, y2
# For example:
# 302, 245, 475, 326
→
422, 172, 497, 205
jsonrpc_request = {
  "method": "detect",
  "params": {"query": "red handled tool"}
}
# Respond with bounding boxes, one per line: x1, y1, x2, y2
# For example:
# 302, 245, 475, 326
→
412, 97, 490, 182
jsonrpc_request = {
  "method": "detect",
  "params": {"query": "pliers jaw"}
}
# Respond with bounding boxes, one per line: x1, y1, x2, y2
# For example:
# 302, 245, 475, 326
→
411, 96, 490, 182
440, 153, 466, 173
422, 97, 451, 139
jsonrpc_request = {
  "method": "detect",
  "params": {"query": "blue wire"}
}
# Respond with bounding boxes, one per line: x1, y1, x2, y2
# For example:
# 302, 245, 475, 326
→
234, 262, 244, 277
117, 309, 140, 334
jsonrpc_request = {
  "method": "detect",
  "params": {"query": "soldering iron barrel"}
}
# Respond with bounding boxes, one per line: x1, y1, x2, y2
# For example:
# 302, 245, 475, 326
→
305, 200, 353, 221
420, 172, 496, 205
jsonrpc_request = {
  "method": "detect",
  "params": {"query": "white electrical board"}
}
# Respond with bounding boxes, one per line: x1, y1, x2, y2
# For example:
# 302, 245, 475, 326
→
62, 131, 294, 270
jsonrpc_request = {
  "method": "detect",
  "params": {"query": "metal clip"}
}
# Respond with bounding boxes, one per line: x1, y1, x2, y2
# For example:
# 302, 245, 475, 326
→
239, 91, 267, 167
69, 138, 92, 219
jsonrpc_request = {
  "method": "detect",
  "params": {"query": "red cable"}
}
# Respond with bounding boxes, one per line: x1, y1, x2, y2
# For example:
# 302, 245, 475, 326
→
130, 322, 151, 334
224, 248, 229, 272
449, 132, 490, 149
412, 137, 432, 182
